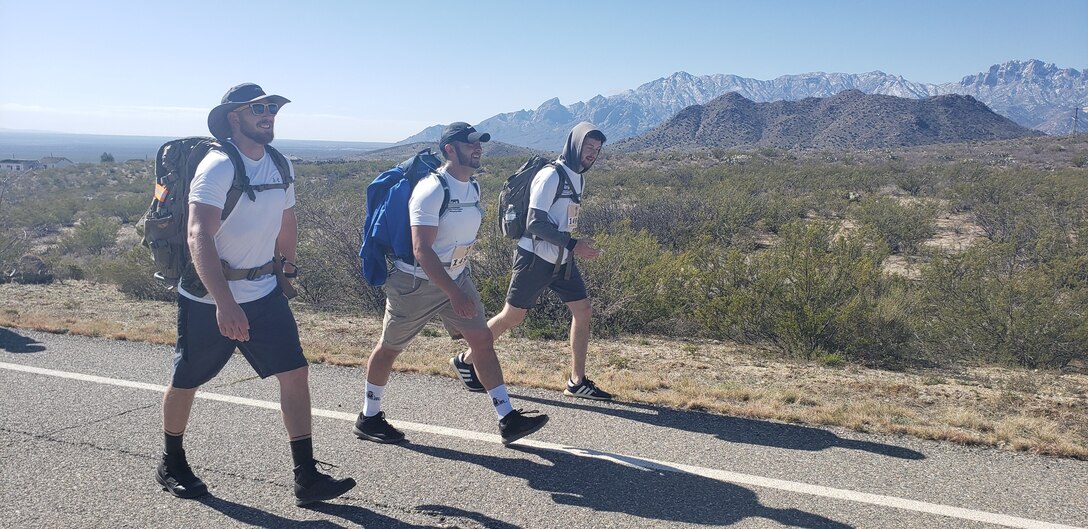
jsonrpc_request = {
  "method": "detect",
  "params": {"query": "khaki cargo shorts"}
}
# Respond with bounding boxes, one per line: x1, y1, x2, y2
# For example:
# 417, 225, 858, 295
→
379, 268, 488, 350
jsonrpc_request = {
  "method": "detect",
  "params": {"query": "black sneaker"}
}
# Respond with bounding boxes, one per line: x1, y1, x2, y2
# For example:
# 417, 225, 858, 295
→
564, 377, 613, 401
294, 461, 356, 507
352, 411, 405, 443
499, 409, 549, 445
450, 353, 485, 392
156, 452, 208, 499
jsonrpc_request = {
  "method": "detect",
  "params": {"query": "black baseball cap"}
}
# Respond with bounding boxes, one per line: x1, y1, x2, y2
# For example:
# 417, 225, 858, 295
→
439, 122, 491, 151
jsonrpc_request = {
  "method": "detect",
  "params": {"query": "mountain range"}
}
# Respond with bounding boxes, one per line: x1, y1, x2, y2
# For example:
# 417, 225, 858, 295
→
399, 60, 1086, 149
610, 90, 1042, 153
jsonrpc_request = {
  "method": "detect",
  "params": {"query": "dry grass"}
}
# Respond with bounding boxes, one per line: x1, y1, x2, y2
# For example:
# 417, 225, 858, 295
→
2, 280, 1087, 459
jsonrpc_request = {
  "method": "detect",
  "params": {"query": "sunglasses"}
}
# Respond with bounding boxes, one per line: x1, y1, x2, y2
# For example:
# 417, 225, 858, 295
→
236, 103, 279, 115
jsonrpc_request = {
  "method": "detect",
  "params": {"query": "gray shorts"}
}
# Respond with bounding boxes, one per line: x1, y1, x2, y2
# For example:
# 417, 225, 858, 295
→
379, 268, 488, 350
506, 247, 588, 309
171, 286, 306, 389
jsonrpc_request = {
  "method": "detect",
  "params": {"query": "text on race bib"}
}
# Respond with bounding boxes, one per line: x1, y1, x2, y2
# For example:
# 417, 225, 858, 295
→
566, 203, 580, 230
450, 243, 474, 269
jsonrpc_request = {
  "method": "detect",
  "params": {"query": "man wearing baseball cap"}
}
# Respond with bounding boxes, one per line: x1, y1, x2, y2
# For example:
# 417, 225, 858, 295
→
353, 122, 549, 446
156, 83, 356, 506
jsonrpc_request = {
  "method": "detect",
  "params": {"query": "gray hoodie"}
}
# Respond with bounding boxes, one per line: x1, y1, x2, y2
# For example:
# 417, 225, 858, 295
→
558, 121, 607, 173
525, 122, 607, 264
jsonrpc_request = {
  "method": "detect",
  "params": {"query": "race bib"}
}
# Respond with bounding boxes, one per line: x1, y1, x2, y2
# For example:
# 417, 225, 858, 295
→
566, 203, 580, 230
449, 243, 474, 269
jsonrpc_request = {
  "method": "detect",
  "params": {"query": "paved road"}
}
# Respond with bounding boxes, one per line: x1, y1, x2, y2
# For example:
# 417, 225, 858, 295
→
1, 326, 1085, 528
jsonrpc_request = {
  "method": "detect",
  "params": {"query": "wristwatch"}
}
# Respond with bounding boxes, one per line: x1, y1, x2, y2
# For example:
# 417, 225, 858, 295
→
280, 257, 299, 278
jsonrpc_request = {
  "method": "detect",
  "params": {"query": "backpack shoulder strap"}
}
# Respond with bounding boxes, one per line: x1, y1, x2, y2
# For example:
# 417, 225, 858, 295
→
247, 145, 293, 193
552, 164, 580, 204
266, 145, 293, 185
215, 141, 249, 221
435, 171, 452, 218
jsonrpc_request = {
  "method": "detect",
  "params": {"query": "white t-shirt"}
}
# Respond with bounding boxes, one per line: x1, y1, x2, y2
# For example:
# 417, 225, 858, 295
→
395, 168, 481, 280
517, 160, 582, 264
179, 143, 296, 304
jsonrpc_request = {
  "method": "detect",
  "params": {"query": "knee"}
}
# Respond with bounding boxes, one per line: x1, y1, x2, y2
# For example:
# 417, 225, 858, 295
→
496, 305, 527, 326
462, 328, 496, 354
570, 301, 592, 321
371, 344, 401, 363
165, 385, 198, 398
275, 366, 309, 385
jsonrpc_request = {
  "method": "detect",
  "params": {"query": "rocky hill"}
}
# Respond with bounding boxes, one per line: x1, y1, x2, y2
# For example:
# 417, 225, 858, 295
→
400, 60, 1085, 149
610, 90, 1044, 153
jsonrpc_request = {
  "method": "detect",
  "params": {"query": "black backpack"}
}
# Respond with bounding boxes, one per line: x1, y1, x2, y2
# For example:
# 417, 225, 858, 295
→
137, 137, 292, 287
497, 156, 577, 239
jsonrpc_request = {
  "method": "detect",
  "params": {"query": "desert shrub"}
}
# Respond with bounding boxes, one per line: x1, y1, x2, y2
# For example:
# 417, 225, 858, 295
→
893, 169, 938, 197
851, 196, 937, 254
579, 223, 699, 335
293, 189, 384, 312
915, 242, 1088, 368
94, 246, 174, 301
0, 231, 30, 279
59, 217, 121, 256
7, 254, 53, 284
696, 221, 893, 360
83, 193, 148, 224
830, 278, 917, 368
49, 256, 86, 281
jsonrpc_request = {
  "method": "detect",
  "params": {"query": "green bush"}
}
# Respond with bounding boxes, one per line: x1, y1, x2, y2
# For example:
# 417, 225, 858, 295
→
916, 242, 1088, 368
59, 217, 121, 256
580, 222, 699, 335
851, 196, 936, 254
94, 246, 174, 301
696, 221, 894, 360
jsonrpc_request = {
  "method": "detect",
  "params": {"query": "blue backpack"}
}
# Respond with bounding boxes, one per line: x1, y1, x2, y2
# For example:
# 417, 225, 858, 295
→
359, 148, 479, 286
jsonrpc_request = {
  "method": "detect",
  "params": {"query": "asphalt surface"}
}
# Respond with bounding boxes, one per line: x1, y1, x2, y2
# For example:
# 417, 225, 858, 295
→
1, 326, 1085, 528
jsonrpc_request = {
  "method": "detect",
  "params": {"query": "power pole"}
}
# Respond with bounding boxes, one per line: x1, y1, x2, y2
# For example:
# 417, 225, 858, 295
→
1075, 106, 1079, 136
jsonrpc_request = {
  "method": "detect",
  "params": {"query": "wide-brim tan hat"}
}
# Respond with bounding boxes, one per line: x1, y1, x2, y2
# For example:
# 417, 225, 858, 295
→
207, 83, 290, 141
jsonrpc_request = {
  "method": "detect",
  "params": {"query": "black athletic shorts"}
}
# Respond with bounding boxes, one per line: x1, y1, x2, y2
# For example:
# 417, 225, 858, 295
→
171, 287, 306, 389
506, 246, 588, 309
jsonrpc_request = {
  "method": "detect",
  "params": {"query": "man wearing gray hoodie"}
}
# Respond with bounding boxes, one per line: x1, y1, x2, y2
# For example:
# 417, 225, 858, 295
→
453, 122, 612, 400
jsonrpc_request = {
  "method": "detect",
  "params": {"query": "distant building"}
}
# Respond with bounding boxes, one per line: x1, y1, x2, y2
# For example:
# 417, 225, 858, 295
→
38, 156, 74, 169
0, 157, 74, 172
0, 159, 41, 172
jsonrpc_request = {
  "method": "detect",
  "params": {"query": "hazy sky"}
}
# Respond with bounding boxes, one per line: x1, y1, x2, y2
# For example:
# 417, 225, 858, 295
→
1, 0, 1085, 143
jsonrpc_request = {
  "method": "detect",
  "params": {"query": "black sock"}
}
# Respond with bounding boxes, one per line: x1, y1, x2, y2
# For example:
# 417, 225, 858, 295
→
290, 436, 314, 469
164, 432, 184, 457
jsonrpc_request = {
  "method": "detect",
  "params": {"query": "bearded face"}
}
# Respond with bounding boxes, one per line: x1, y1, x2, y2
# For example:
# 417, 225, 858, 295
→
231, 104, 275, 145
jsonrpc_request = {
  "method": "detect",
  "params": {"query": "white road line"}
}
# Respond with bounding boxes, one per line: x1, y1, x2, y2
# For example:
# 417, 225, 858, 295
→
1, 361, 1082, 529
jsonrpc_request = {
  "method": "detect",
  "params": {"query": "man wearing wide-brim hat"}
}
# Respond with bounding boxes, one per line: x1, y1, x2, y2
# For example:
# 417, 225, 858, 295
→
206, 82, 290, 142
156, 82, 356, 507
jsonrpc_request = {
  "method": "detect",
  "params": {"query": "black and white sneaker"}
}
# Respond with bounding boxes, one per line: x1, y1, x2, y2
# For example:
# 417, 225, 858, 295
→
450, 353, 485, 392
499, 409, 549, 445
564, 377, 613, 401
352, 411, 405, 443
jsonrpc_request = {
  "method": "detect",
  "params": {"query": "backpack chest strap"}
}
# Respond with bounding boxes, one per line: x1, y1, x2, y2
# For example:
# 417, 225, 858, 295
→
248, 182, 291, 192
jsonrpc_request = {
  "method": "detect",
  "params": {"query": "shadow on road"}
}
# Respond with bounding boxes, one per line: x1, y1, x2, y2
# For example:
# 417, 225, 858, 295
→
403, 442, 854, 528
0, 327, 46, 353
199, 494, 498, 528
514, 394, 925, 460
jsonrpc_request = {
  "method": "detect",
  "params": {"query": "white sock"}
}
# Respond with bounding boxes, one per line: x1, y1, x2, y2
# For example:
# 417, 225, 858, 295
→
363, 381, 385, 417
488, 384, 515, 419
